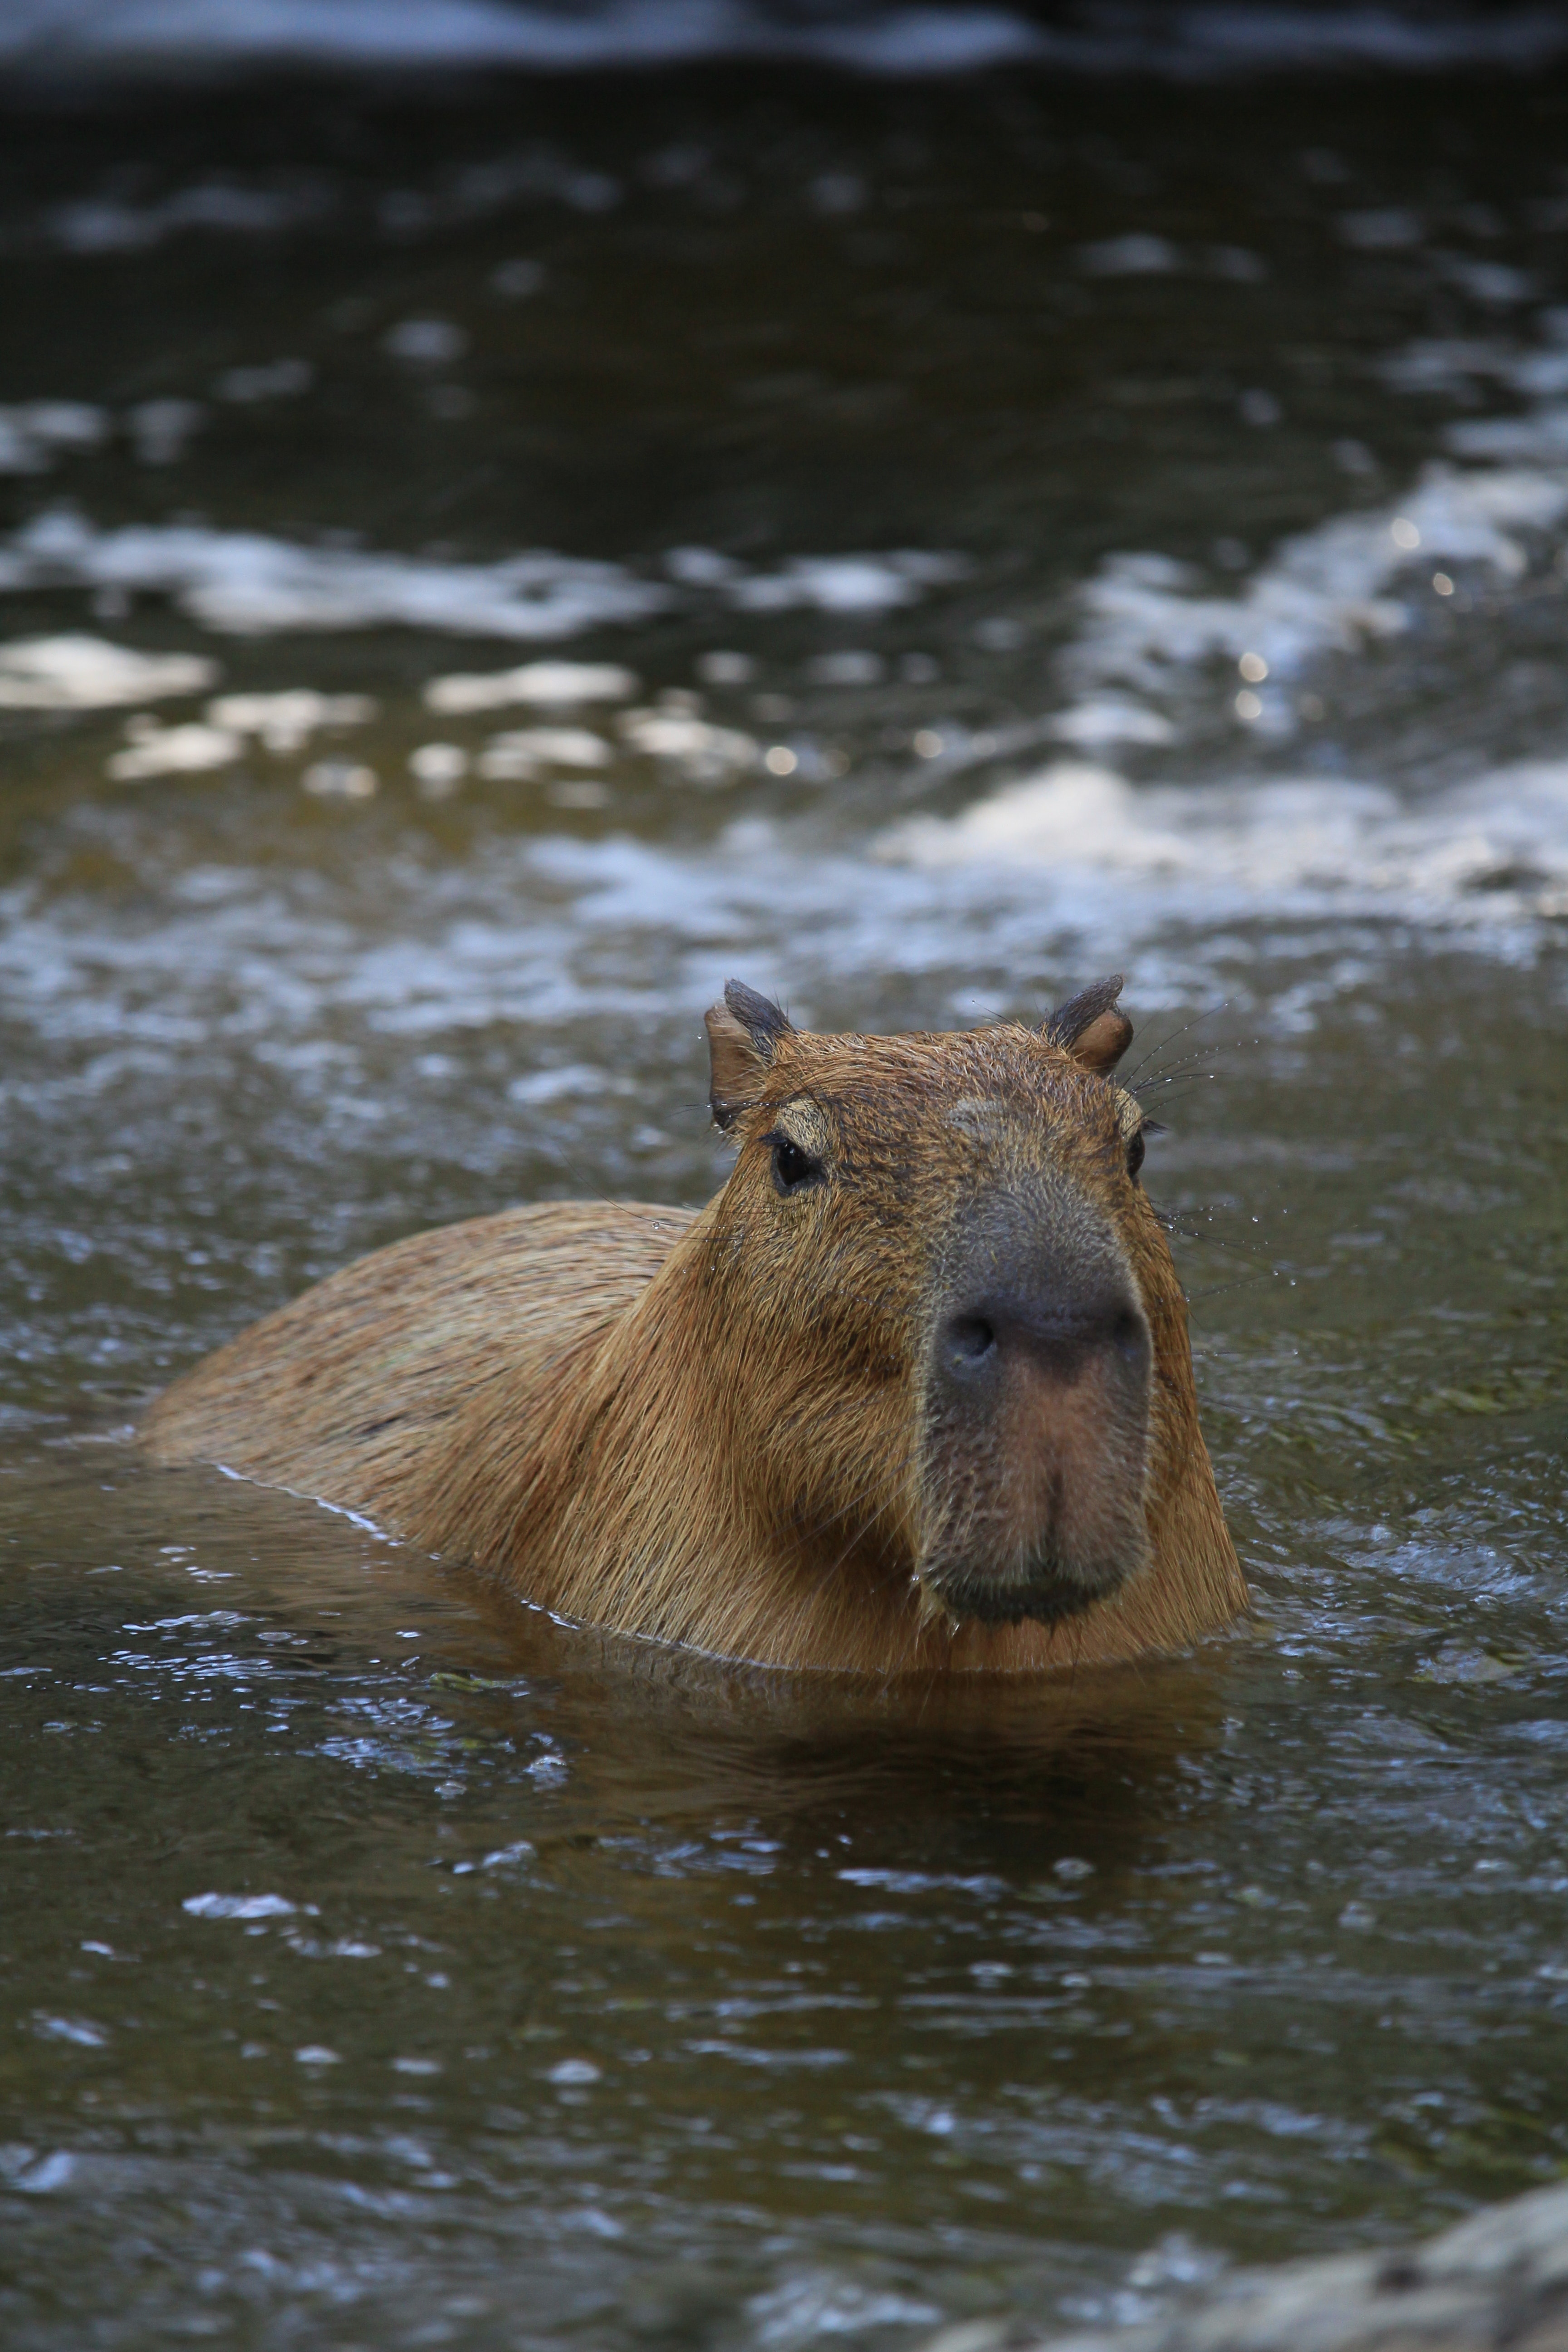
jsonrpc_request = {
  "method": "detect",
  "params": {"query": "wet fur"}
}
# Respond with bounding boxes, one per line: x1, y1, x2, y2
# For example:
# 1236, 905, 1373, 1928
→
141, 1014, 1247, 1673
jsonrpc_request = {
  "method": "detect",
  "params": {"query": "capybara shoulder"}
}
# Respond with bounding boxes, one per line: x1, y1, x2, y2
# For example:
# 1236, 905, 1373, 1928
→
141, 1202, 694, 1527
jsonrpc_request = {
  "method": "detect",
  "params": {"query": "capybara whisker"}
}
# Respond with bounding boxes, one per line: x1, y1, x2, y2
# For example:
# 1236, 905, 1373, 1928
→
1119, 1002, 1232, 1085
141, 974, 1245, 1674
1129, 1067, 1225, 1098
1156, 1211, 1284, 1269
1183, 1271, 1279, 1307
810, 1483, 916, 1601
793, 1452, 916, 1546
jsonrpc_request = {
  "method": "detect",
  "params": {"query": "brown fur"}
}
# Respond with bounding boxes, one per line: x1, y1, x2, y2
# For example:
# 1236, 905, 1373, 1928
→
141, 989, 1247, 1673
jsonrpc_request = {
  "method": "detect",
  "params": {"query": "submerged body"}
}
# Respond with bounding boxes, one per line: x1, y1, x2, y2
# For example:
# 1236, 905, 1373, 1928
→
142, 981, 1247, 1672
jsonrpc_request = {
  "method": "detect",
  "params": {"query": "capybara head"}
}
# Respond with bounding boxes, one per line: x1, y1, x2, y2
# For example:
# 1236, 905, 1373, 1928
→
698, 976, 1163, 1633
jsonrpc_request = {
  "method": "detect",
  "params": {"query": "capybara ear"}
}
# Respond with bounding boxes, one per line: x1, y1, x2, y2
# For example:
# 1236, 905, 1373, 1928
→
1043, 974, 1133, 1073
705, 979, 794, 1130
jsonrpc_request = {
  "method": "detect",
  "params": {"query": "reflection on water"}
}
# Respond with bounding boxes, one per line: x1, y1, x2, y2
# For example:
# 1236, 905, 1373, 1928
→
5, 20, 1568, 2350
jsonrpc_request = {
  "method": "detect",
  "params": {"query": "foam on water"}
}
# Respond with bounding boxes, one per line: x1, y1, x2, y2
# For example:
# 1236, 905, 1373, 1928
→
618, 707, 760, 783
4, 731, 1563, 1093
890, 332, 1568, 948
43, 184, 327, 251
98, 694, 378, 778
214, 358, 314, 404
724, 551, 964, 613
880, 757, 1568, 938
0, 398, 210, 472
1040, 307, 1568, 753
1060, 463, 1568, 738
206, 691, 377, 751
5, 397, 1568, 1040
1073, 234, 1266, 289
476, 725, 612, 781
108, 719, 245, 779
3, 0, 1566, 77
2, 512, 670, 641
424, 661, 638, 712
1447, 404, 1568, 466
0, 404, 107, 475
0, 515, 959, 640
0, 634, 216, 708
5, 224, 1568, 1071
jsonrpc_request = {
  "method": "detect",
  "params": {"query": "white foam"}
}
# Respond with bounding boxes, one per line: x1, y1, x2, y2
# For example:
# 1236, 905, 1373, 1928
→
477, 725, 611, 779
5, 1, 1566, 76
528, 757, 1568, 982
206, 690, 376, 751
46, 183, 325, 252
425, 660, 638, 711
4, 751, 1563, 1104
1048, 699, 1175, 749
618, 707, 760, 783
506, 1063, 607, 1104
183, 1891, 294, 1920
1377, 337, 1519, 395
377, 151, 619, 232
303, 759, 377, 800
727, 552, 965, 614
1043, 314, 1564, 749
127, 399, 204, 466
215, 358, 314, 403
1129, 7, 1568, 73
1446, 402, 1568, 464
0, 402, 107, 476
5, 511, 670, 641
382, 317, 468, 366
0, 516, 965, 644
0, 0, 1045, 74
1070, 237, 1264, 283
0, 634, 215, 709
1435, 253, 1535, 305
1064, 463, 1568, 727
0, 397, 218, 475
408, 741, 467, 796
879, 756, 1568, 936
108, 718, 241, 779
1377, 319, 1568, 404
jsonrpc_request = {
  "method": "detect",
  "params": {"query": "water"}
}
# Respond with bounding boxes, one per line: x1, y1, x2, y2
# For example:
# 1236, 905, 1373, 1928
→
5, 14, 1568, 2346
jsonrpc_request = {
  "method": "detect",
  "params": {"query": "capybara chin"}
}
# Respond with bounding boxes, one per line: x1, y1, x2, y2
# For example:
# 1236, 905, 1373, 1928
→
140, 975, 1247, 1675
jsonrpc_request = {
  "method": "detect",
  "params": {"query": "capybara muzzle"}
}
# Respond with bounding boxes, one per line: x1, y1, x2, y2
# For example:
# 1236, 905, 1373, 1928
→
917, 1181, 1154, 1626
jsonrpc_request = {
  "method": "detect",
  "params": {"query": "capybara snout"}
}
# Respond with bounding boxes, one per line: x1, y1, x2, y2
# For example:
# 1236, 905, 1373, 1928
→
142, 971, 1246, 1674
919, 1179, 1154, 1627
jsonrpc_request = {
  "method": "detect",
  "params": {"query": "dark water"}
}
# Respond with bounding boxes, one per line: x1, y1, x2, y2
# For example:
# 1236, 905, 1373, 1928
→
6, 18, 1568, 2348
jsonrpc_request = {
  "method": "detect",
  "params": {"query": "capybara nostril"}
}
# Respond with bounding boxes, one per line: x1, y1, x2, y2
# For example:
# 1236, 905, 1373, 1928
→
945, 1315, 996, 1367
1111, 1306, 1148, 1365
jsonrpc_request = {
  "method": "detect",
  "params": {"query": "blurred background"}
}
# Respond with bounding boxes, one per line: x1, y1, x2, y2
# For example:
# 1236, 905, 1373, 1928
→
6, 5, 1568, 2350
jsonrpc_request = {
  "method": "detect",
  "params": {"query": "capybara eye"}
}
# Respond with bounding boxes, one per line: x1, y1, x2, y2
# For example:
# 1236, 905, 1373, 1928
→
768, 1133, 824, 1196
1126, 1126, 1147, 1181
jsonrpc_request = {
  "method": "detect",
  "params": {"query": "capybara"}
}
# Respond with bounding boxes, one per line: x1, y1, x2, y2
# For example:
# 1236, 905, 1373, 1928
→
141, 976, 1246, 1673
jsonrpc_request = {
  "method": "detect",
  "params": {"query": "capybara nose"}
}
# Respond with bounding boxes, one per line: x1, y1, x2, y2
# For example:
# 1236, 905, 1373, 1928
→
937, 1284, 1150, 1392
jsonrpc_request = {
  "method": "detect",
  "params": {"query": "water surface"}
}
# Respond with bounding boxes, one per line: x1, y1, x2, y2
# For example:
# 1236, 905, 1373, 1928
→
5, 20, 1568, 2348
